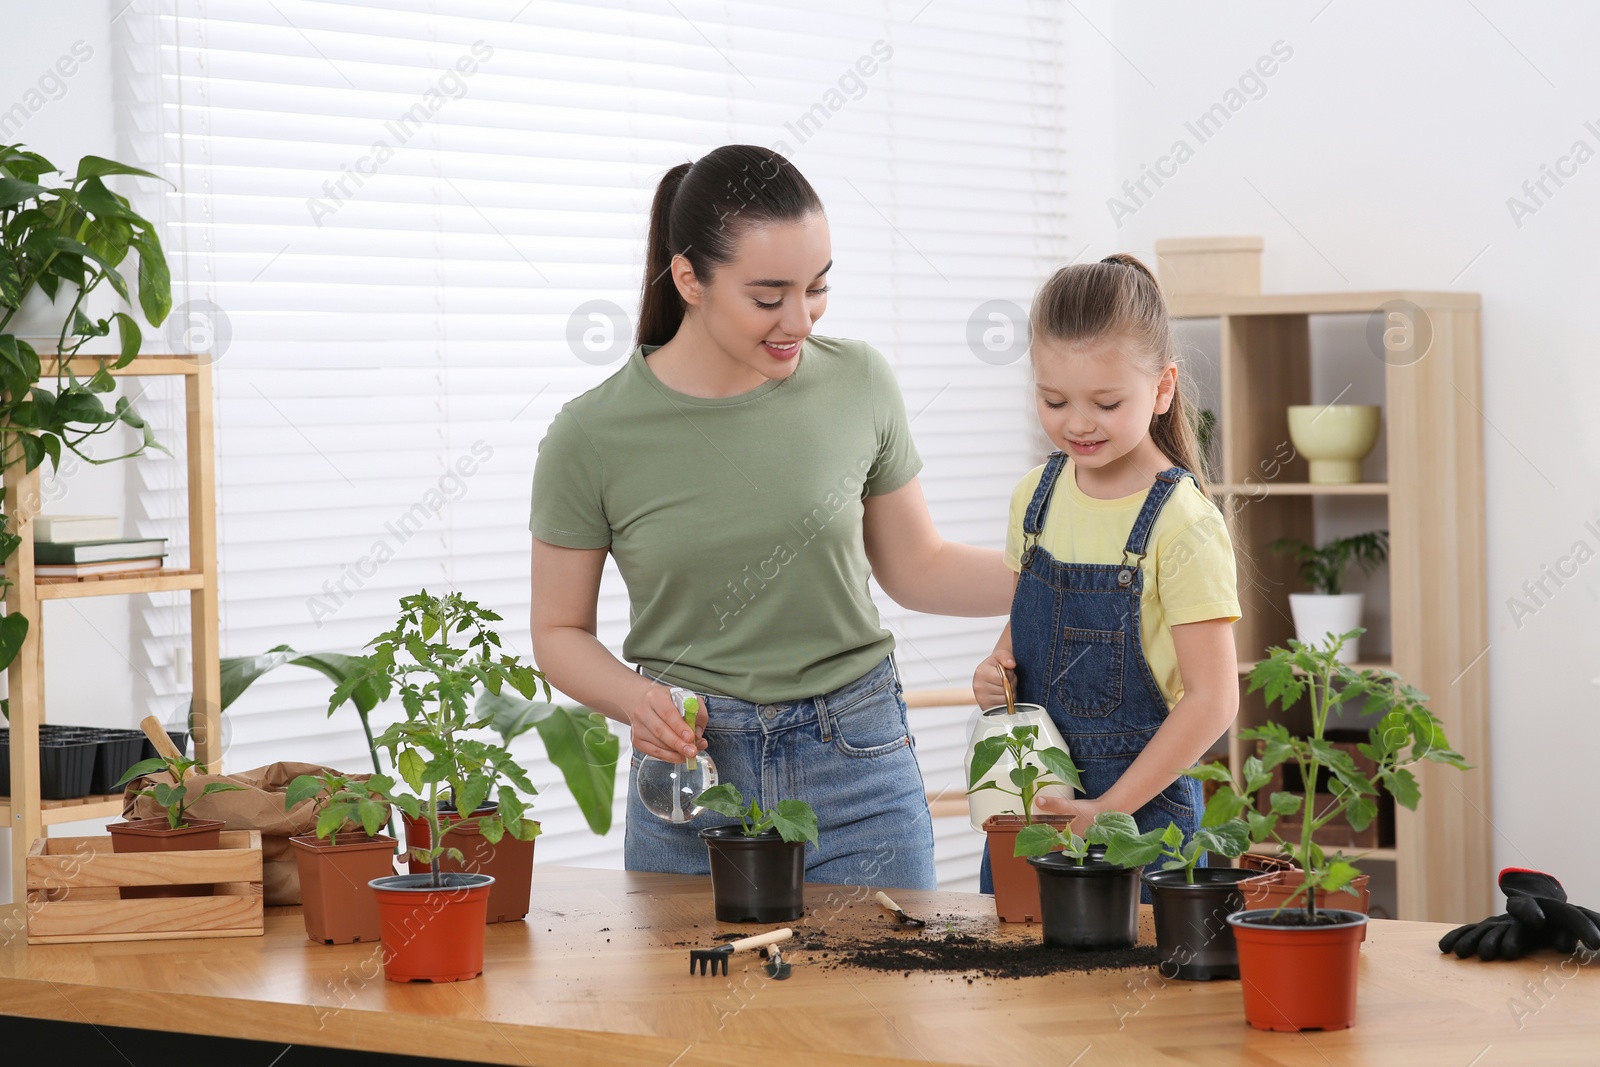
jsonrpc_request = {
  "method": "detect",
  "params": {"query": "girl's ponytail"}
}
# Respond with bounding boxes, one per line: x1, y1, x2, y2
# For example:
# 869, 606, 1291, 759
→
637, 162, 693, 348
1031, 252, 1210, 494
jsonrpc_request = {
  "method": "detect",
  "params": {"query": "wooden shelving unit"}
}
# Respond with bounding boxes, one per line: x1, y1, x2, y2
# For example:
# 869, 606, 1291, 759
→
3, 355, 219, 906
1173, 288, 1490, 923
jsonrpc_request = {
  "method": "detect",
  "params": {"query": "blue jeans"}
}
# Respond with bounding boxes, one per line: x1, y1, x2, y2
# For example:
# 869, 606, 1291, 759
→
624, 656, 938, 890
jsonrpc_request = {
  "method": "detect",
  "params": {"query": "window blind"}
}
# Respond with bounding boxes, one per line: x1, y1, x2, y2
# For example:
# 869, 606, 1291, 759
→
115, 0, 1069, 881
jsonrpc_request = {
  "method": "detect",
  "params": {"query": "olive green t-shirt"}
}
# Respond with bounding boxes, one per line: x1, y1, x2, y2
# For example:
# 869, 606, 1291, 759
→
529, 335, 922, 703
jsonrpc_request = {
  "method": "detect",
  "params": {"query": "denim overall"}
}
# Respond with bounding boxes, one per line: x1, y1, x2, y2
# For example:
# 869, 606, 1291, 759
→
979, 455, 1204, 902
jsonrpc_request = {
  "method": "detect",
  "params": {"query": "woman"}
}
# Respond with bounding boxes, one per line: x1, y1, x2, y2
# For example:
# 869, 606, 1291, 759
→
530, 145, 1012, 889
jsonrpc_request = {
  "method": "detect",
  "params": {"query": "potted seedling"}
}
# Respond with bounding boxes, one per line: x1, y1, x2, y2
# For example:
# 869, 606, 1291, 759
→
331, 591, 549, 982
109, 751, 243, 898
1227, 628, 1469, 1031
1097, 763, 1255, 980
1013, 811, 1147, 950
1272, 530, 1388, 663
285, 770, 409, 945
694, 783, 818, 923
967, 722, 1081, 922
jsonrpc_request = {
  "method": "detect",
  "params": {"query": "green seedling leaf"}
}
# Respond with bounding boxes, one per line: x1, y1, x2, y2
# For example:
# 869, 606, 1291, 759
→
768, 799, 819, 847
695, 783, 747, 819
1102, 827, 1165, 868
1269, 791, 1302, 816
1035, 747, 1082, 790
1013, 822, 1065, 858
966, 735, 1009, 789
1192, 821, 1250, 859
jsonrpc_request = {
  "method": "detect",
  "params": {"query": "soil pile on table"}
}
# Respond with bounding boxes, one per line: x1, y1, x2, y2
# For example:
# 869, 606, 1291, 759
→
795, 926, 1160, 980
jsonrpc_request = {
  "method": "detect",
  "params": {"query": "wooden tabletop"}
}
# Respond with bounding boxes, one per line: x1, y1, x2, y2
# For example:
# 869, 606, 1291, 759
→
1, 865, 1596, 1066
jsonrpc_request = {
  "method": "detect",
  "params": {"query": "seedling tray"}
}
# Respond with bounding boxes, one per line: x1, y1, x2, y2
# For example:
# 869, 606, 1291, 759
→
25, 830, 264, 944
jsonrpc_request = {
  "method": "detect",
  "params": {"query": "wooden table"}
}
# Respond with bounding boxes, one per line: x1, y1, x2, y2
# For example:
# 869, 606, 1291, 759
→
2, 865, 1597, 1066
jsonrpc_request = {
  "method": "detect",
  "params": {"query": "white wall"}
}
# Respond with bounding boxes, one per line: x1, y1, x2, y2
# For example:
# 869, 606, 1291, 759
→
1088, 1, 1599, 898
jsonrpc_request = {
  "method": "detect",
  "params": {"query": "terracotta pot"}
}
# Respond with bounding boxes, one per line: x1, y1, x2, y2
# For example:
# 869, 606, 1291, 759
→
289, 833, 399, 945
700, 826, 805, 923
370, 872, 494, 983
401, 809, 537, 923
107, 816, 225, 899
1145, 867, 1255, 980
982, 815, 1072, 923
1240, 868, 1371, 915
1229, 908, 1369, 1031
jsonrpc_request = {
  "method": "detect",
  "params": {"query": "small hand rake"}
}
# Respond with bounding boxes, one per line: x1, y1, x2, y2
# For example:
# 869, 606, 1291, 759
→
688, 928, 793, 976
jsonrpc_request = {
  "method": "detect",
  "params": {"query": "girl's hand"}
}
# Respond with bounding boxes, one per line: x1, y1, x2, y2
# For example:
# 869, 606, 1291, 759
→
1034, 794, 1107, 823
627, 684, 708, 762
972, 653, 1017, 710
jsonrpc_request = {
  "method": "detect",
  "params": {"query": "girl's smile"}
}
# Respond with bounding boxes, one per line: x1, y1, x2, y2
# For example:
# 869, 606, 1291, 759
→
1032, 331, 1178, 497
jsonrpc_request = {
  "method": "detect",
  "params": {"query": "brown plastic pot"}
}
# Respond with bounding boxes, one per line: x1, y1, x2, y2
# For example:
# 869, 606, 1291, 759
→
1240, 868, 1371, 915
107, 816, 225, 899
401, 810, 537, 924
982, 815, 1072, 923
370, 872, 494, 982
290, 833, 399, 945
1229, 908, 1368, 1031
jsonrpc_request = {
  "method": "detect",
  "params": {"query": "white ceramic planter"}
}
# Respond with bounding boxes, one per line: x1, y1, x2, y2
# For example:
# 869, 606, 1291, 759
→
1288, 593, 1364, 662
1287, 405, 1381, 484
965, 702, 1073, 831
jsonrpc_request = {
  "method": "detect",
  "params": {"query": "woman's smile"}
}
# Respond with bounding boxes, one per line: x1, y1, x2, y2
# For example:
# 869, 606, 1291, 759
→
762, 338, 802, 361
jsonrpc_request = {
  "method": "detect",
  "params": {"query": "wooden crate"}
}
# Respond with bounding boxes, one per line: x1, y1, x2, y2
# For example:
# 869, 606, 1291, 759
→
1253, 734, 1396, 850
25, 830, 263, 944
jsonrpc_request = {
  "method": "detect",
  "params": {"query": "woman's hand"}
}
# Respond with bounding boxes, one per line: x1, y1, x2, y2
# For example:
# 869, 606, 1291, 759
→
972, 651, 1016, 711
627, 682, 709, 763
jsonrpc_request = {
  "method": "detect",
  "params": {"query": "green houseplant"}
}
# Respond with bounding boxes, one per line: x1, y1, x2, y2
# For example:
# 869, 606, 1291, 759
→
695, 783, 818, 924
284, 770, 404, 945
107, 751, 243, 899
1098, 764, 1256, 980
966, 722, 1081, 923
1012, 811, 1151, 950
330, 590, 618, 980
1272, 530, 1389, 662
0, 144, 172, 671
1228, 628, 1469, 1031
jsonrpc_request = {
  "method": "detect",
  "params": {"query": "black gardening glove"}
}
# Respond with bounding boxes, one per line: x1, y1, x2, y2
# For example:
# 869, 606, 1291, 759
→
1438, 912, 1532, 961
1501, 868, 1600, 952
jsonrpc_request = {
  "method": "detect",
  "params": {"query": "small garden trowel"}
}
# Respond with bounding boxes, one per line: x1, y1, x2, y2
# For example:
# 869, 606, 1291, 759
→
874, 891, 927, 928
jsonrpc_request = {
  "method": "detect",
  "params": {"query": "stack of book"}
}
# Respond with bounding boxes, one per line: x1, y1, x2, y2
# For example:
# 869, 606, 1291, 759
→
32, 515, 166, 579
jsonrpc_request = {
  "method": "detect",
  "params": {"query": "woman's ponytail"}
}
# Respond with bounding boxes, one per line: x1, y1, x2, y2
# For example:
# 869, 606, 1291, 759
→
633, 146, 824, 350
637, 162, 693, 348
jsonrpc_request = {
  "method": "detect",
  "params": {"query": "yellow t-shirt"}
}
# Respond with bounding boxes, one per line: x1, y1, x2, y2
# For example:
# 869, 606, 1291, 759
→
1004, 460, 1240, 709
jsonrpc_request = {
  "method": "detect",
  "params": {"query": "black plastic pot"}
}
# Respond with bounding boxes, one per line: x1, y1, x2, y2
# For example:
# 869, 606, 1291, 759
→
39, 738, 97, 800
1144, 867, 1255, 980
89, 729, 148, 795
700, 826, 805, 923
1027, 853, 1140, 949
141, 728, 189, 762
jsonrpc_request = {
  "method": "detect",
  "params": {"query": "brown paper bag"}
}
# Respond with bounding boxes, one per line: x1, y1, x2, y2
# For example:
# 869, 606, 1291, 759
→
124, 761, 387, 906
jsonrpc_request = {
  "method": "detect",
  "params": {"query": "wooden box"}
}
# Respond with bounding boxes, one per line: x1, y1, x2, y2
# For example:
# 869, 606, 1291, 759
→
1253, 734, 1395, 850
1154, 235, 1262, 297
25, 830, 264, 944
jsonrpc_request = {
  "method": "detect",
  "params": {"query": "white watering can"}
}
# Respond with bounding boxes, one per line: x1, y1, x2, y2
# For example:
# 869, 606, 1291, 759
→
964, 667, 1074, 831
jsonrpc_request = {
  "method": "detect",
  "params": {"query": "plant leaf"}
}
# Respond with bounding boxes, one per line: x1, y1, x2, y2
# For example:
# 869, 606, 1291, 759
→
1035, 746, 1082, 790
1013, 822, 1064, 858
768, 799, 819, 847
695, 783, 747, 819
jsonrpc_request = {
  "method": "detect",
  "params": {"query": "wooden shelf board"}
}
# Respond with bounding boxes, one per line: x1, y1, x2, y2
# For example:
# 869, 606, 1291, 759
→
1169, 289, 1480, 318
32, 569, 204, 600
1214, 482, 1389, 497
40, 355, 203, 377
0, 796, 124, 826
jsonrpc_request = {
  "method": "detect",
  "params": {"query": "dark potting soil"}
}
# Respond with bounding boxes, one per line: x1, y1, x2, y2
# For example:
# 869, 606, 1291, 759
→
806, 931, 1161, 980
1240, 912, 1358, 928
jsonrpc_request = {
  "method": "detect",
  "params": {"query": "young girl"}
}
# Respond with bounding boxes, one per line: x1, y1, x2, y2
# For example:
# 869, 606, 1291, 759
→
973, 253, 1240, 893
